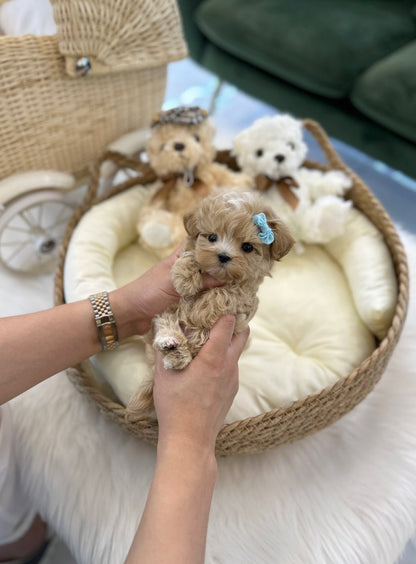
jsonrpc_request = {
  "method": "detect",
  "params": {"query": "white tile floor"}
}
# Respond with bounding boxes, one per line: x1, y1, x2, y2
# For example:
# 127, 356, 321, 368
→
4, 57, 416, 563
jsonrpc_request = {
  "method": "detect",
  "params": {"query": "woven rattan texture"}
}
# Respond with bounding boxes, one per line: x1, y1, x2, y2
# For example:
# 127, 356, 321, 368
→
0, 35, 166, 179
50, 0, 188, 76
55, 122, 409, 456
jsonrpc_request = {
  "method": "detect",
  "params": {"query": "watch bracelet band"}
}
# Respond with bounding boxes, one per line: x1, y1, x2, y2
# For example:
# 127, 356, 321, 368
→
88, 291, 119, 351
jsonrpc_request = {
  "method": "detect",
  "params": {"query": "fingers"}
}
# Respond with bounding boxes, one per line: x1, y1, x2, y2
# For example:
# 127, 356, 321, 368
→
204, 317, 250, 369
154, 350, 165, 374
154, 350, 179, 380
203, 315, 236, 358
228, 326, 250, 363
201, 315, 249, 366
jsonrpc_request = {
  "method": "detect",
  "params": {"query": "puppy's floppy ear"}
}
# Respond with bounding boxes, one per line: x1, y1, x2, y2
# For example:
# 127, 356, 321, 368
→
266, 214, 295, 261
183, 209, 199, 239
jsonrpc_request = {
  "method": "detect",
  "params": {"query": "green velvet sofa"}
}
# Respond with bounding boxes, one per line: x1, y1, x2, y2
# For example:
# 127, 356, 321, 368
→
177, 0, 416, 179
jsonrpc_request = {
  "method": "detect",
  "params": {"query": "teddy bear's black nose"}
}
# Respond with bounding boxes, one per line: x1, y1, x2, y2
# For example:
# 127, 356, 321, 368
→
174, 142, 185, 151
218, 253, 231, 264
275, 154, 285, 163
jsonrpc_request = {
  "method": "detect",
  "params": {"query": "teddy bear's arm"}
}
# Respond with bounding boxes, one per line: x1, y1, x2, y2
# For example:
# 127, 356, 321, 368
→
298, 168, 352, 201
171, 252, 204, 297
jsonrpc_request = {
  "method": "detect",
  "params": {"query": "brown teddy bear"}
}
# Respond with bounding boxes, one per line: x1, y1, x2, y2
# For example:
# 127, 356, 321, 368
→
136, 106, 251, 257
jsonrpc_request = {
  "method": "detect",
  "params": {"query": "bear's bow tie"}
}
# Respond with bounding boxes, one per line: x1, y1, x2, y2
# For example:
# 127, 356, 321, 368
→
255, 174, 300, 210
152, 169, 210, 204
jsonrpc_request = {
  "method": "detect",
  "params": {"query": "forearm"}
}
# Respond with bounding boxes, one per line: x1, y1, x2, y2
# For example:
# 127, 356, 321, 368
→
126, 440, 217, 564
0, 289, 139, 405
126, 317, 248, 563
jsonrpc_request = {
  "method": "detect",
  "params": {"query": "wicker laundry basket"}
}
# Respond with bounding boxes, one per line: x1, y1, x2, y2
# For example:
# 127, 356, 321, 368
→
0, 0, 187, 181
55, 120, 409, 456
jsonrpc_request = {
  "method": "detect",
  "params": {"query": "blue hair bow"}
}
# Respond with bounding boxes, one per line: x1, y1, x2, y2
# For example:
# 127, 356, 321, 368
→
253, 213, 274, 244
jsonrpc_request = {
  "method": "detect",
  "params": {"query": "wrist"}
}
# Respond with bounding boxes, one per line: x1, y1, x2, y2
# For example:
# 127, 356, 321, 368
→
107, 288, 147, 340
157, 435, 218, 476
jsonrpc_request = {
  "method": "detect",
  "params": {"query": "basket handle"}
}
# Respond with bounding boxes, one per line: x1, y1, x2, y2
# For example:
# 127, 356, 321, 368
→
303, 119, 347, 171
83, 150, 156, 206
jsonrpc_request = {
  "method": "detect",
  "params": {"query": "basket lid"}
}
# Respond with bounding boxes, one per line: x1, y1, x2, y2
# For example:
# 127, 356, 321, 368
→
50, 0, 188, 77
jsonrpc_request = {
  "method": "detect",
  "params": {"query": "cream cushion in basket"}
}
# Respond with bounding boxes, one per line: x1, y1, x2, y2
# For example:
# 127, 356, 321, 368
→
63, 186, 396, 423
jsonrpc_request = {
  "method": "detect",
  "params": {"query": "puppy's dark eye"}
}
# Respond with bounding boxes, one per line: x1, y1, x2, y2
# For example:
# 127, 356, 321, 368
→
288, 142, 295, 150
256, 149, 263, 157
208, 233, 217, 243
194, 134, 200, 142
160, 143, 165, 151
242, 242, 254, 253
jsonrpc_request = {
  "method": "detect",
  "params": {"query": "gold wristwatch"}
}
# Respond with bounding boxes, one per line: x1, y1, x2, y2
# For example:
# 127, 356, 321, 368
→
88, 291, 119, 351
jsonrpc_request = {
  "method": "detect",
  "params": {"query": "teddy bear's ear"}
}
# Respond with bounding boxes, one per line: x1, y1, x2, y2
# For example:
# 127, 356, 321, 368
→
233, 130, 249, 160
201, 118, 216, 142
267, 215, 295, 261
183, 210, 199, 239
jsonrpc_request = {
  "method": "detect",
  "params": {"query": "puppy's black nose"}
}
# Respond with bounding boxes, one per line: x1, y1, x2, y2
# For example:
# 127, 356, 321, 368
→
275, 154, 285, 163
218, 253, 231, 264
174, 142, 185, 151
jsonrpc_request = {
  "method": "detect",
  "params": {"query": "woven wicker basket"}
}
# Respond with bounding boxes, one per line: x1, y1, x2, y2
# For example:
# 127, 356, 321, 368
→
55, 120, 409, 456
0, 0, 187, 180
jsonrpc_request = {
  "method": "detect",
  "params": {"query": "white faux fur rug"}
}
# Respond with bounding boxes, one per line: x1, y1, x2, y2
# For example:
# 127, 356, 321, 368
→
8, 228, 416, 564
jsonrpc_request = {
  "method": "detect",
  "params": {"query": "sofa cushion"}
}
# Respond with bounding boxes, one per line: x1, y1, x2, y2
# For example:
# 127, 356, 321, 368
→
195, 0, 416, 98
351, 40, 416, 144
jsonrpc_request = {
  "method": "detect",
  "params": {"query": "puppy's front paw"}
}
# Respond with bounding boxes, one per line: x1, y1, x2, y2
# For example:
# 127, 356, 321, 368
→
172, 255, 204, 296
174, 274, 203, 296
155, 334, 180, 351
163, 348, 192, 370
154, 329, 192, 369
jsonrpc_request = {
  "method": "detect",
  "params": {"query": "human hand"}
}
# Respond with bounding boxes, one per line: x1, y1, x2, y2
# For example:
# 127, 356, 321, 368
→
153, 315, 250, 454
110, 247, 221, 337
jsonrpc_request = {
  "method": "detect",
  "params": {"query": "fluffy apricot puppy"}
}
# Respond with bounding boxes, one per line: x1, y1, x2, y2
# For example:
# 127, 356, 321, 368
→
127, 191, 294, 416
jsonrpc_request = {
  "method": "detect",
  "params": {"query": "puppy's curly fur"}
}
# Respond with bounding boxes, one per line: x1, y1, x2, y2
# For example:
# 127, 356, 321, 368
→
127, 191, 294, 418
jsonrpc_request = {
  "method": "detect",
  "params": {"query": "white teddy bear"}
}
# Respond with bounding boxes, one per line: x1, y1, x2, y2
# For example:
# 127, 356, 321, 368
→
233, 114, 353, 253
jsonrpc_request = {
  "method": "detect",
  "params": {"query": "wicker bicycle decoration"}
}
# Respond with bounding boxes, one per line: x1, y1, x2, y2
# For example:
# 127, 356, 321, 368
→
0, 0, 186, 272
55, 119, 409, 456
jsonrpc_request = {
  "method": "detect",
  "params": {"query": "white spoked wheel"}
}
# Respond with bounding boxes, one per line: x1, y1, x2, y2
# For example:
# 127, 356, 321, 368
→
0, 190, 75, 273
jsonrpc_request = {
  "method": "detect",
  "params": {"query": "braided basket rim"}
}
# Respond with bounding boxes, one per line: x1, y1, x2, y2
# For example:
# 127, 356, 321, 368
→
54, 123, 409, 456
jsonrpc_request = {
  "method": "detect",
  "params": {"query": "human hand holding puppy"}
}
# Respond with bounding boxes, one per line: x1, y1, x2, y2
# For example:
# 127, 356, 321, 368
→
110, 245, 222, 337
154, 315, 249, 451
126, 316, 249, 564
